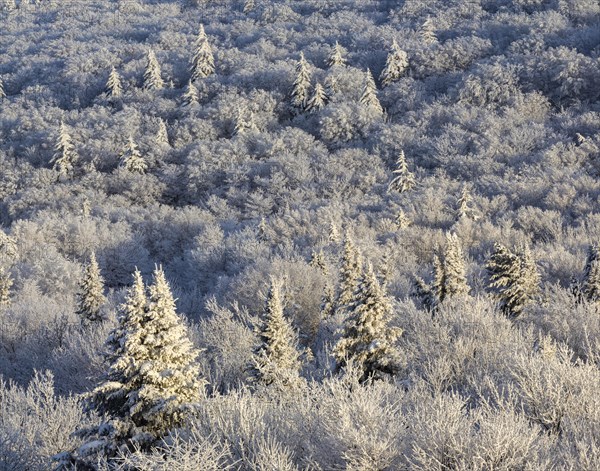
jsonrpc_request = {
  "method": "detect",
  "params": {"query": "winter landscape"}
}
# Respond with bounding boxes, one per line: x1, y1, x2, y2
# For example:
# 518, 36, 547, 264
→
1, 0, 600, 469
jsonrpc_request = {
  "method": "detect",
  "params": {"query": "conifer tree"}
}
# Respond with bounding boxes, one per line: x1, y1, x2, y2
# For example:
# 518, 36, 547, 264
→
190, 24, 215, 81
119, 136, 147, 174
105, 66, 123, 99
86, 268, 203, 454
156, 118, 170, 147
50, 121, 78, 179
443, 232, 469, 298
414, 234, 468, 310
395, 209, 411, 229
306, 82, 329, 113
76, 252, 106, 324
309, 249, 328, 275
327, 41, 347, 68
0, 267, 12, 309
182, 80, 200, 107
431, 254, 446, 305
0, 76, 6, 100
257, 217, 268, 242
143, 49, 164, 91
456, 185, 476, 221
413, 276, 435, 311
329, 221, 341, 243
250, 279, 302, 386
486, 243, 540, 318
321, 283, 336, 318
233, 107, 257, 136
336, 234, 362, 312
359, 69, 383, 114
291, 52, 311, 111
420, 18, 437, 45
581, 244, 600, 302
334, 263, 402, 381
380, 40, 409, 87
387, 150, 415, 193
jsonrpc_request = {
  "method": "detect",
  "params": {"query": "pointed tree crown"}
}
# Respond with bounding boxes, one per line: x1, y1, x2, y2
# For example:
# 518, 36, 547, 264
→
106, 66, 123, 98
291, 52, 312, 111
334, 263, 402, 381
76, 252, 107, 324
143, 49, 165, 91
380, 40, 409, 87
190, 24, 215, 80
328, 41, 347, 68
50, 121, 78, 178
360, 69, 383, 114
119, 136, 147, 174
387, 150, 415, 193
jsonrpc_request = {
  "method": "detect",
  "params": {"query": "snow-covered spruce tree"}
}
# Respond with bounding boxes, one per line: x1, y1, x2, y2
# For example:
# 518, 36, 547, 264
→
387, 150, 415, 193
0, 76, 5, 99
321, 283, 336, 318
359, 69, 383, 114
431, 254, 446, 306
443, 232, 469, 299
105, 66, 123, 99
84, 268, 203, 456
306, 82, 329, 113
156, 118, 170, 147
0, 266, 12, 309
379, 40, 409, 88
233, 107, 257, 136
76, 252, 106, 325
456, 185, 476, 221
250, 279, 302, 387
143, 49, 164, 91
334, 263, 402, 381
119, 136, 147, 174
182, 80, 200, 107
581, 244, 600, 302
486, 243, 540, 318
414, 234, 468, 310
309, 249, 328, 275
327, 41, 346, 68
395, 209, 411, 229
329, 221, 341, 243
336, 234, 363, 313
190, 24, 215, 81
291, 52, 311, 112
420, 17, 437, 45
50, 121, 78, 179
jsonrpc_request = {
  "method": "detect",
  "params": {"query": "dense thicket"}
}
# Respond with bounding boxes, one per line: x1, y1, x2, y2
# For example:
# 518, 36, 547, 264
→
0, 0, 599, 468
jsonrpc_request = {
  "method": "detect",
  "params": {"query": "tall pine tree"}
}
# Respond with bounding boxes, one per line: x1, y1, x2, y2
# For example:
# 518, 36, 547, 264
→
0, 76, 6, 99
581, 244, 600, 302
190, 24, 215, 81
143, 49, 164, 91
334, 263, 402, 381
306, 82, 329, 113
105, 66, 123, 99
250, 279, 302, 386
387, 150, 415, 193
291, 52, 311, 111
327, 41, 346, 68
379, 40, 409, 87
76, 252, 106, 324
119, 136, 147, 174
50, 121, 78, 179
336, 234, 362, 313
486, 243, 540, 318
85, 268, 203, 455
359, 69, 383, 114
